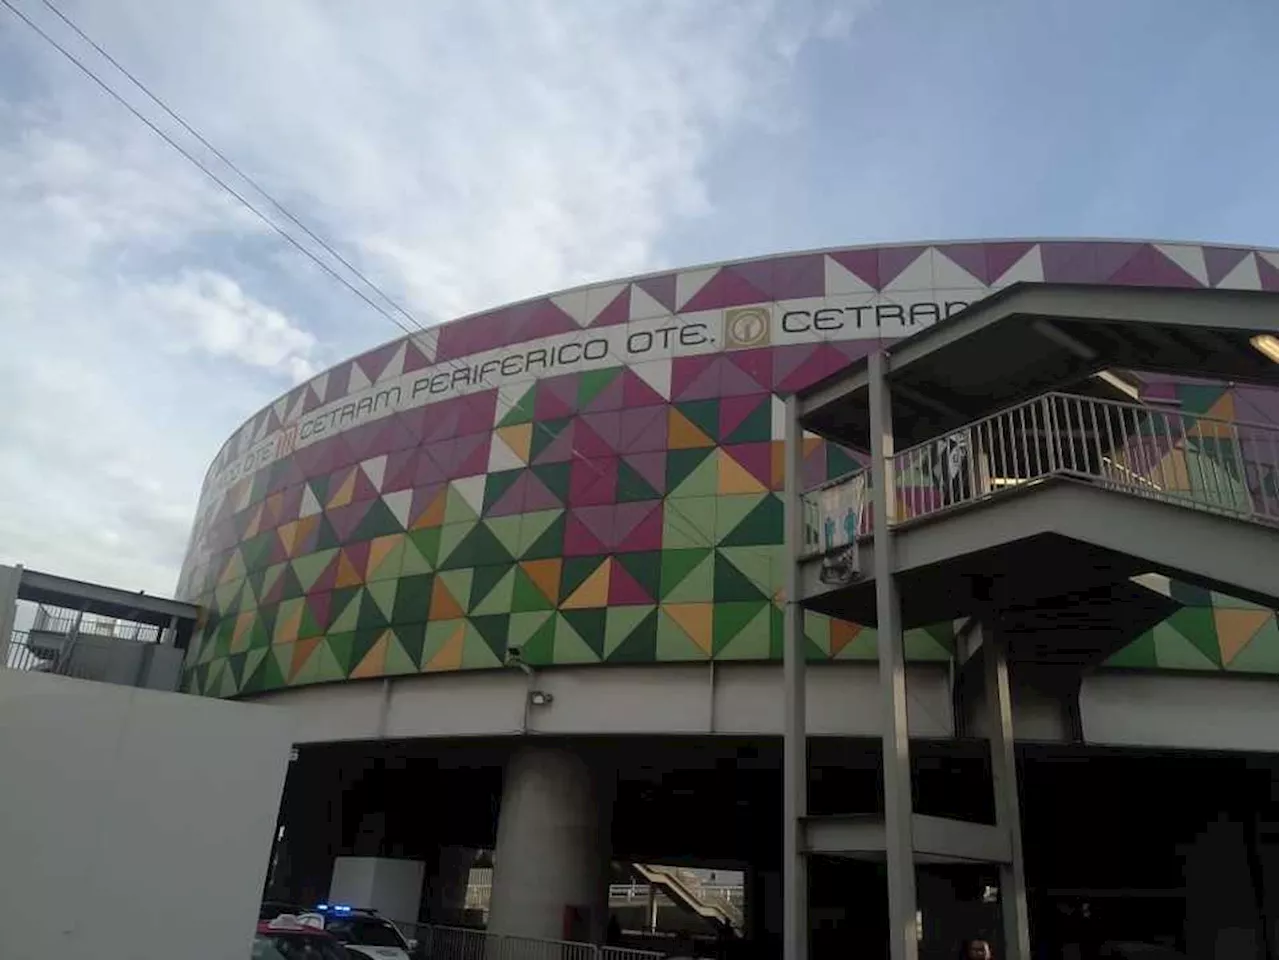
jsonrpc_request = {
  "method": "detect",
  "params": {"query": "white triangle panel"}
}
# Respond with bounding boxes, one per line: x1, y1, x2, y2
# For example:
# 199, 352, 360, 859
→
631, 358, 672, 400
675, 267, 717, 311
584, 282, 629, 324
1218, 254, 1261, 291
629, 285, 670, 321
881, 249, 933, 293
451, 475, 487, 514
992, 245, 1044, 287
376, 342, 408, 383
1258, 249, 1278, 268
411, 330, 439, 364
347, 362, 372, 394
360, 455, 387, 492
299, 486, 323, 518
488, 432, 525, 472
929, 249, 986, 290
308, 371, 329, 403
823, 255, 874, 296
1155, 244, 1208, 285
551, 289, 591, 327
382, 489, 413, 529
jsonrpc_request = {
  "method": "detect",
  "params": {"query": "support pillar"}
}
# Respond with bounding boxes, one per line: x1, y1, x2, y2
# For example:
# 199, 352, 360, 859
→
488, 744, 612, 943
981, 625, 1031, 960
782, 395, 809, 960
868, 350, 919, 960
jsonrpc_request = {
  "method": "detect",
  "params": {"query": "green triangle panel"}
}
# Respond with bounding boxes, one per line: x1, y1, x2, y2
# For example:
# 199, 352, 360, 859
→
666, 447, 715, 494
616, 552, 662, 603
713, 601, 768, 656
520, 614, 557, 665
512, 566, 556, 612
716, 495, 766, 544
713, 552, 768, 602
667, 450, 718, 498
407, 528, 442, 570
499, 385, 537, 426
393, 574, 433, 624
444, 521, 513, 570
466, 616, 510, 665
725, 399, 772, 444
292, 549, 338, 591
662, 499, 717, 548
395, 622, 427, 668
530, 417, 572, 461
560, 555, 608, 603
656, 609, 711, 661
554, 614, 603, 664
1152, 622, 1220, 670
364, 579, 397, 623
718, 495, 783, 547
661, 550, 714, 603
902, 628, 951, 661
327, 631, 359, 675
1105, 632, 1158, 668
717, 546, 782, 597
578, 367, 621, 407
437, 521, 476, 568
1163, 607, 1222, 666
443, 483, 480, 525
508, 610, 554, 646
605, 605, 657, 658
617, 458, 663, 502
329, 586, 363, 633
835, 626, 879, 660
469, 564, 516, 615
384, 630, 421, 675
351, 498, 404, 541
294, 639, 345, 686
607, 609, 658, 662
347, 628, 383, 674
483, 469, 524, 514
483, 516, 525, 558
677, 400, 720, 442
530, 462, 571, 504
561, 609, 607, 658
521, 511, 567, 560
715, 606, 773, 660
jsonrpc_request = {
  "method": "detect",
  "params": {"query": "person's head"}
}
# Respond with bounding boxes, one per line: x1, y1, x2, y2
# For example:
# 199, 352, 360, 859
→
960, 939, 992, 960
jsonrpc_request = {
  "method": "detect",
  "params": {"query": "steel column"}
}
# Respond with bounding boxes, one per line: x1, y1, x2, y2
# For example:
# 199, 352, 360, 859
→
982, 624, 1032, 960
869, 350, 919, 960
782, 394, 808, 960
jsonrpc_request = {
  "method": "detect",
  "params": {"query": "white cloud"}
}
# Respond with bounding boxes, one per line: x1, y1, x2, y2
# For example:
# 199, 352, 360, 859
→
0, 0, 857, 594
140, 270, 317, 382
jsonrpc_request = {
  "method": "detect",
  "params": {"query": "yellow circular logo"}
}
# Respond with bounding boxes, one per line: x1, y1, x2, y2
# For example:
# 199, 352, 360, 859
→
724, 306, 772, 348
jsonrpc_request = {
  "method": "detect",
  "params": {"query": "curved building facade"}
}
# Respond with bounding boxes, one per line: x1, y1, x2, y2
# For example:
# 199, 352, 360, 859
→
177, 238, 1279, 696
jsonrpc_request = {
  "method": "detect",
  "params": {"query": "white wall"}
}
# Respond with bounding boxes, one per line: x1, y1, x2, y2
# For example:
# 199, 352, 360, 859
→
329, 857, 425, 927
1081, 671, 1278, 752
248, 661, 956, 742
0, 670, 295, 960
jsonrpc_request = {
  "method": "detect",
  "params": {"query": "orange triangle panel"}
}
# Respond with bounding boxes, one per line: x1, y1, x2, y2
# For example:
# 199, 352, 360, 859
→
1214, 607, 1273, 664
427, 624, 465, 671
718, 449, 767, 495
290, 637, 322, 680
561, 559, 611, 609
351, 632, 391, 679
496, 423, 533, 463
521, 558, 562, 604
830, 619, 862, 656
668, 408, 715, 449
665, 602, 713, 653
429, 577, 466, 621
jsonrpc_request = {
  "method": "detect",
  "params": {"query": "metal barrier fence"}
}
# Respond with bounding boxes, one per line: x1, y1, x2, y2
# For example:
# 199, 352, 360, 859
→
408, 924, 665, 960
802, 391, 1279, 557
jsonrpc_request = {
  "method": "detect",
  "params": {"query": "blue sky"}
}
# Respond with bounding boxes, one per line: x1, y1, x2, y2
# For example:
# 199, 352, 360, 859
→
0, 0, 1275, 592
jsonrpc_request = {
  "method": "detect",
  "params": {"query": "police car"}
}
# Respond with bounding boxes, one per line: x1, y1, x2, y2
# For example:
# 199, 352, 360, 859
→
314, 904, 415, 960
252, 913, 349, 959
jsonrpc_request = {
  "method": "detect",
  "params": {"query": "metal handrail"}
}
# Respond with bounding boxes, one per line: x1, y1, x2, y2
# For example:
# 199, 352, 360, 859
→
800, 390, 1278, 558
400, 922, 665, 960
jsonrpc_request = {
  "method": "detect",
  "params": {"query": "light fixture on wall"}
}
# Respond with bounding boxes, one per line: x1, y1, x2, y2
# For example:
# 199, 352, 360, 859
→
1251, 334, 1279, 363
529, 690, 554, 707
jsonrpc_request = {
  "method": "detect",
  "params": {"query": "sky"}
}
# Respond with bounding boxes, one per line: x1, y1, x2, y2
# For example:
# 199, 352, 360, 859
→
0, 0, 1275, 596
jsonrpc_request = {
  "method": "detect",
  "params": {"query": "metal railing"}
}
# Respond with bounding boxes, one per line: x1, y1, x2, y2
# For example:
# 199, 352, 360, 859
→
405, 923, 664, 960
801, 391, 1278, 558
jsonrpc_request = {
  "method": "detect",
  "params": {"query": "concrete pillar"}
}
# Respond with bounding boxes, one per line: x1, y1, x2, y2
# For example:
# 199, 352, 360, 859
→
869, 350, 919, 960
424, 846, 475, 926
488, 744, 612, 943
0, 564, 23, 666
1183, 813, 1267, 960
781, 395, 809, 960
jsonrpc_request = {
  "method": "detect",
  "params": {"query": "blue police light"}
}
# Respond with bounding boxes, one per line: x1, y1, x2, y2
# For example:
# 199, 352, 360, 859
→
315, 904, 329, 912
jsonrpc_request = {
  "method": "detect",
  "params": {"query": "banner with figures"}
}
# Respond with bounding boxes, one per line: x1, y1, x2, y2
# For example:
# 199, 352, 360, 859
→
819, 472, 868, 551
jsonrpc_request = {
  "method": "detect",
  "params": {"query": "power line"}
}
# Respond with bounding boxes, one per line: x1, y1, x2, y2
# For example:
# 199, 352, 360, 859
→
34, 0, 427, 335
0, 0, 419, 339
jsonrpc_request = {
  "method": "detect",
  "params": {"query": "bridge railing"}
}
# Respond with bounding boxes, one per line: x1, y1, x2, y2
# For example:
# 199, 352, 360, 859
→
801, 391, 1278, 559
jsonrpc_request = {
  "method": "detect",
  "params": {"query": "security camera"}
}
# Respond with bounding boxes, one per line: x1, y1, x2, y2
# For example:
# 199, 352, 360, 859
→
505, 645, 533, 676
